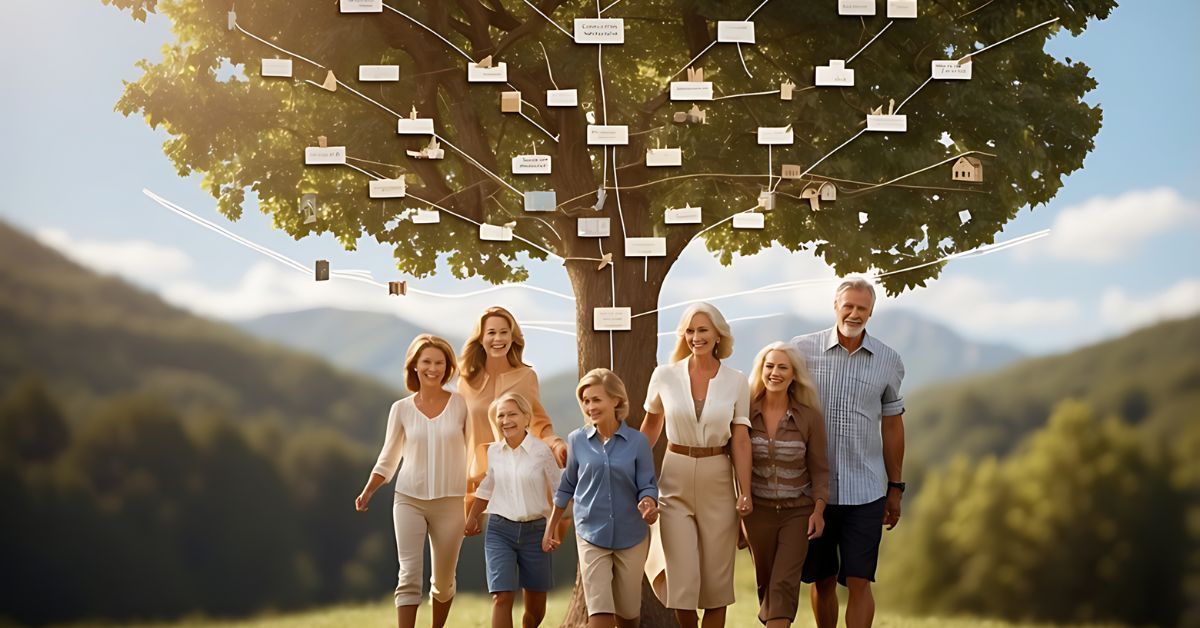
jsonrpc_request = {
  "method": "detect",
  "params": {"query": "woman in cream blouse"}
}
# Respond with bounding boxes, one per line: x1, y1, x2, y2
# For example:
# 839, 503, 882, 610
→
640, 302, 752, 628
458, 306, 567, 512
355, 334, 467, 628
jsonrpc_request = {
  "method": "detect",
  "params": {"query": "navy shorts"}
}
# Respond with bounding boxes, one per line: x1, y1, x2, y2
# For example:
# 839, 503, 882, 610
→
484, 515, 553, 593
801, 496, 887, 586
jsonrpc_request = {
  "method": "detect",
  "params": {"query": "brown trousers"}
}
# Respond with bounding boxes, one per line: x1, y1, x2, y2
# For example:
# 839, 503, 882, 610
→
742, 504, 813, 623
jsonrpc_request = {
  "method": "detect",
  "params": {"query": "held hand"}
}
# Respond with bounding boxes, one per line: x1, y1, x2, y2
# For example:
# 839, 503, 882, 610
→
638, 497, 659, 525
465, 516, 482, 537
808, 512, 825, 540
542, 528, 562, 553
354, 492, 370, 512
883, 491, 902, 530
550, 440, 568, 467
736, 494, 753, 518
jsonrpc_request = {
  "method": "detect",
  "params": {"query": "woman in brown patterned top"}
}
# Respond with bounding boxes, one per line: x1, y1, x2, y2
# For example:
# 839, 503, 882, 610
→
743, 341, 830, 627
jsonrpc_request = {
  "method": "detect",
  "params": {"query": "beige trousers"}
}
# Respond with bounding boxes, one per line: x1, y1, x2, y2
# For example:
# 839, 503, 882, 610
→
393, 493, 465, 607
577, 535, 650, 619
649, 450, 738, 609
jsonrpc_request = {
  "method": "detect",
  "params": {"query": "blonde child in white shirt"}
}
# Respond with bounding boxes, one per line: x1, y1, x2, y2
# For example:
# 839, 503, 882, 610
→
466, 392, 562, 628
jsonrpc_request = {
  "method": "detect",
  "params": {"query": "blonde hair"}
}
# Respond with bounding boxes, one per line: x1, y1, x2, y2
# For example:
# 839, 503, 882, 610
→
748, 342, 822, 411
488, 392, 533, 434
458, 306, 529, 383
403, 334, 457, 392
575, 368, 630, 422
669, 302, 735, 363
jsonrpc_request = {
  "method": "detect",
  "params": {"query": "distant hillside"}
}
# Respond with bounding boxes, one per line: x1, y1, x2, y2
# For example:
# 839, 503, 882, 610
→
0, 221, 400, 443
905, 313, 1200, 467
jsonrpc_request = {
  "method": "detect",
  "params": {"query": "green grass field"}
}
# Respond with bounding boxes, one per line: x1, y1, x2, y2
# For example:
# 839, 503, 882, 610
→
76, 559, 1114, 628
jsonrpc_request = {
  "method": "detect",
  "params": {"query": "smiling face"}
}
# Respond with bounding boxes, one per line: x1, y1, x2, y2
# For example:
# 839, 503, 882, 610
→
481, 315, 513, 359
835, 288, 874, 338
494, 399, 531, 440
761, 349, 795, 394
579, 384, 618, 424
414, 346, 448, 389
684, 312, 720, 358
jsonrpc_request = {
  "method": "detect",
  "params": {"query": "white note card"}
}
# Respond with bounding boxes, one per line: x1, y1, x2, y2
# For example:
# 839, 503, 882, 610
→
887, 0, 917, 18
412, 209, 440, 224
547, 89, 578, 107
932, 60, 972, 80
959, 210, 972, 224
859, 212, 870, 225
513, 155, 552, 174
594, 307, 632, 331
733, 212, 765, 229
625, 237, 667, 257
646, 148, 683, 167
480, 223, 514, 241
578, 217, 610, 237
340, 0, 382, 13
670, 81, 714, 101
369, 178, 407, 198
717, 21, 756, 43
866, 114, 908, 132
587, 125, 629, 145
261, 58, 293, 77
397, 118, 435, 135
758, 126, 794, 145
839, 0, 876, 15
359, 65, 400, 81
815, 60, 854, 87
524, 191, 557, 212
665, 205, 702, 224
304, 146, 346, 165
574, 18, 625, 44
467, 62, 508, 82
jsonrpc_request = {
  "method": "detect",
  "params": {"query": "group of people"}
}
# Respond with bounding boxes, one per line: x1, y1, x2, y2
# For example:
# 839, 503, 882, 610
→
355, 278, 907, 628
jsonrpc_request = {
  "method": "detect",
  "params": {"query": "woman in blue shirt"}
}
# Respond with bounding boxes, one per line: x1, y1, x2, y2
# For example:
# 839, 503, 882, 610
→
543, 368, 658, 628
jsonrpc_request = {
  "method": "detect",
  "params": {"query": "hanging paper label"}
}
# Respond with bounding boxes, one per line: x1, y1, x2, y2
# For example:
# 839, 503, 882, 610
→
480, 224, 514, 241
574, 18, 625, 44
887, 0, 918, 18
717, 21, 756, 43
467, 61, 508, 82
523, 191, 557, 211
665, 205, 702, 224
587, 125, 629, 145
646, 148, 683, 167
412, 209, 440, 224
839, 0, 876, 15
513, 155, 552, 174
547, 89, 578, 107
932, 60, 972, 80
304, 146, 346, 165
815, 60, 854, 86
368, 178, 407, 198
359, 65, 400, 81
594, 307, 632, 331
733, 213, 765, 229
397, 118, 435, 134
340, 0, 382, 13
670, 81, 714, 101
261, 59, 293, 77
578, 217, 611, 237
866, 114, 908, 132
758, 126, 794, 145
625, 237, 667, 257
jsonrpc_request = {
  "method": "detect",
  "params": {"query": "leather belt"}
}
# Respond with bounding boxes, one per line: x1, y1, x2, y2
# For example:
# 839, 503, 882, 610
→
667, 442, 727, 458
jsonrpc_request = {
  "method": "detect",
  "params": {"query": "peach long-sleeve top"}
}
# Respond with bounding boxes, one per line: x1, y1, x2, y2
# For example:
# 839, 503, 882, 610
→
459, 365, 563, 492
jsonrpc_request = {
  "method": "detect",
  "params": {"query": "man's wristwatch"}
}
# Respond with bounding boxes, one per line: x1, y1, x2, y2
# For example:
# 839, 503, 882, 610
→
887, 481, 906, 493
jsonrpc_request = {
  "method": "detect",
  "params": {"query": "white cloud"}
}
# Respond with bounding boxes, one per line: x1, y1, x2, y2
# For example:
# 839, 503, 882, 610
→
1034, 188, 1199, 263
1100, 279, 1200, 332
35, 228, 192, 281
885, 275, 1080, 337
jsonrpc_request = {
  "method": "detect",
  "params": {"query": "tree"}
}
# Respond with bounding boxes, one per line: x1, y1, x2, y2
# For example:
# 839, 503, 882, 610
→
104, 0, 1115, 622
0, 375, 70, 463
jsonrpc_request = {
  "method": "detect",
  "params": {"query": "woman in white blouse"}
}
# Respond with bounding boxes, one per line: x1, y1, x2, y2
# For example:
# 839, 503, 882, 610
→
464, 392, 562, 628
355, 334, 467, 628
640, 302, 752, 628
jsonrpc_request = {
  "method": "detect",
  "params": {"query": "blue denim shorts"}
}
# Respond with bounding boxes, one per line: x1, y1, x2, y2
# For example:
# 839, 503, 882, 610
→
484, 514, 553, 593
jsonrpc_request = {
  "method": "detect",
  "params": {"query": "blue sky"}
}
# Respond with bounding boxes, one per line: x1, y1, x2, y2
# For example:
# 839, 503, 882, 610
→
1, 1, 1197, 376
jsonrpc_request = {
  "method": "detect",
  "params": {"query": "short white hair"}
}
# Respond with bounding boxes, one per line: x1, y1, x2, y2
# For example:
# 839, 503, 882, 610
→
835, 278, 877, 308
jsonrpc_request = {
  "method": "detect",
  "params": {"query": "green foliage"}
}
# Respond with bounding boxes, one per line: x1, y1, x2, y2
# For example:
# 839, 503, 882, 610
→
0, 375, 70, 463
881, 401, 1188, 626
108, 0, 1113, 293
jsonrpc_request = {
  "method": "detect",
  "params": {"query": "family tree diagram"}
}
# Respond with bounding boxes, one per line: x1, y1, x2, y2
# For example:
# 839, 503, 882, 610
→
107, 0, 1113, 621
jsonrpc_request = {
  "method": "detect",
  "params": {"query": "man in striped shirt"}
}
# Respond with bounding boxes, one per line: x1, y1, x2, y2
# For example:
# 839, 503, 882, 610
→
791, 278, 906, 628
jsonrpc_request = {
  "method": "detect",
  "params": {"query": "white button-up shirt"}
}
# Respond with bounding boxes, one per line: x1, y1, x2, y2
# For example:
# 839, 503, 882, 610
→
371, 392, 468, 500
643, 357, 751, 448
476, 432, 562, 521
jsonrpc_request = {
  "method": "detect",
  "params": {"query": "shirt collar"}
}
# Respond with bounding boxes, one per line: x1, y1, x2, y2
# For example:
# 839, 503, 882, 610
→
824, 326, 877, 355
502, 431, 535, 453
584, 421, 631, 441
750, 399, 805, 429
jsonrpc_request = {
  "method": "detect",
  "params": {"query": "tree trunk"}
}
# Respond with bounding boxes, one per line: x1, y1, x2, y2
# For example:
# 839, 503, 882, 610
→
559, 253, 679, 627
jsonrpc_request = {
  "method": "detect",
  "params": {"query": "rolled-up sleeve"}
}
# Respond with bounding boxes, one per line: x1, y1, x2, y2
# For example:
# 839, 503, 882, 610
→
553, 432, 579, 509
731, 374, 751, 428
881, 355, 906, 416
633, 433, 659, 502
371, 401, 406, 481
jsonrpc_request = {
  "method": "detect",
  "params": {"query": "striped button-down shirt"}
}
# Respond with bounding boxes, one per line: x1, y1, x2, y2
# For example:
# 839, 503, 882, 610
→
791, 327, 905, 506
